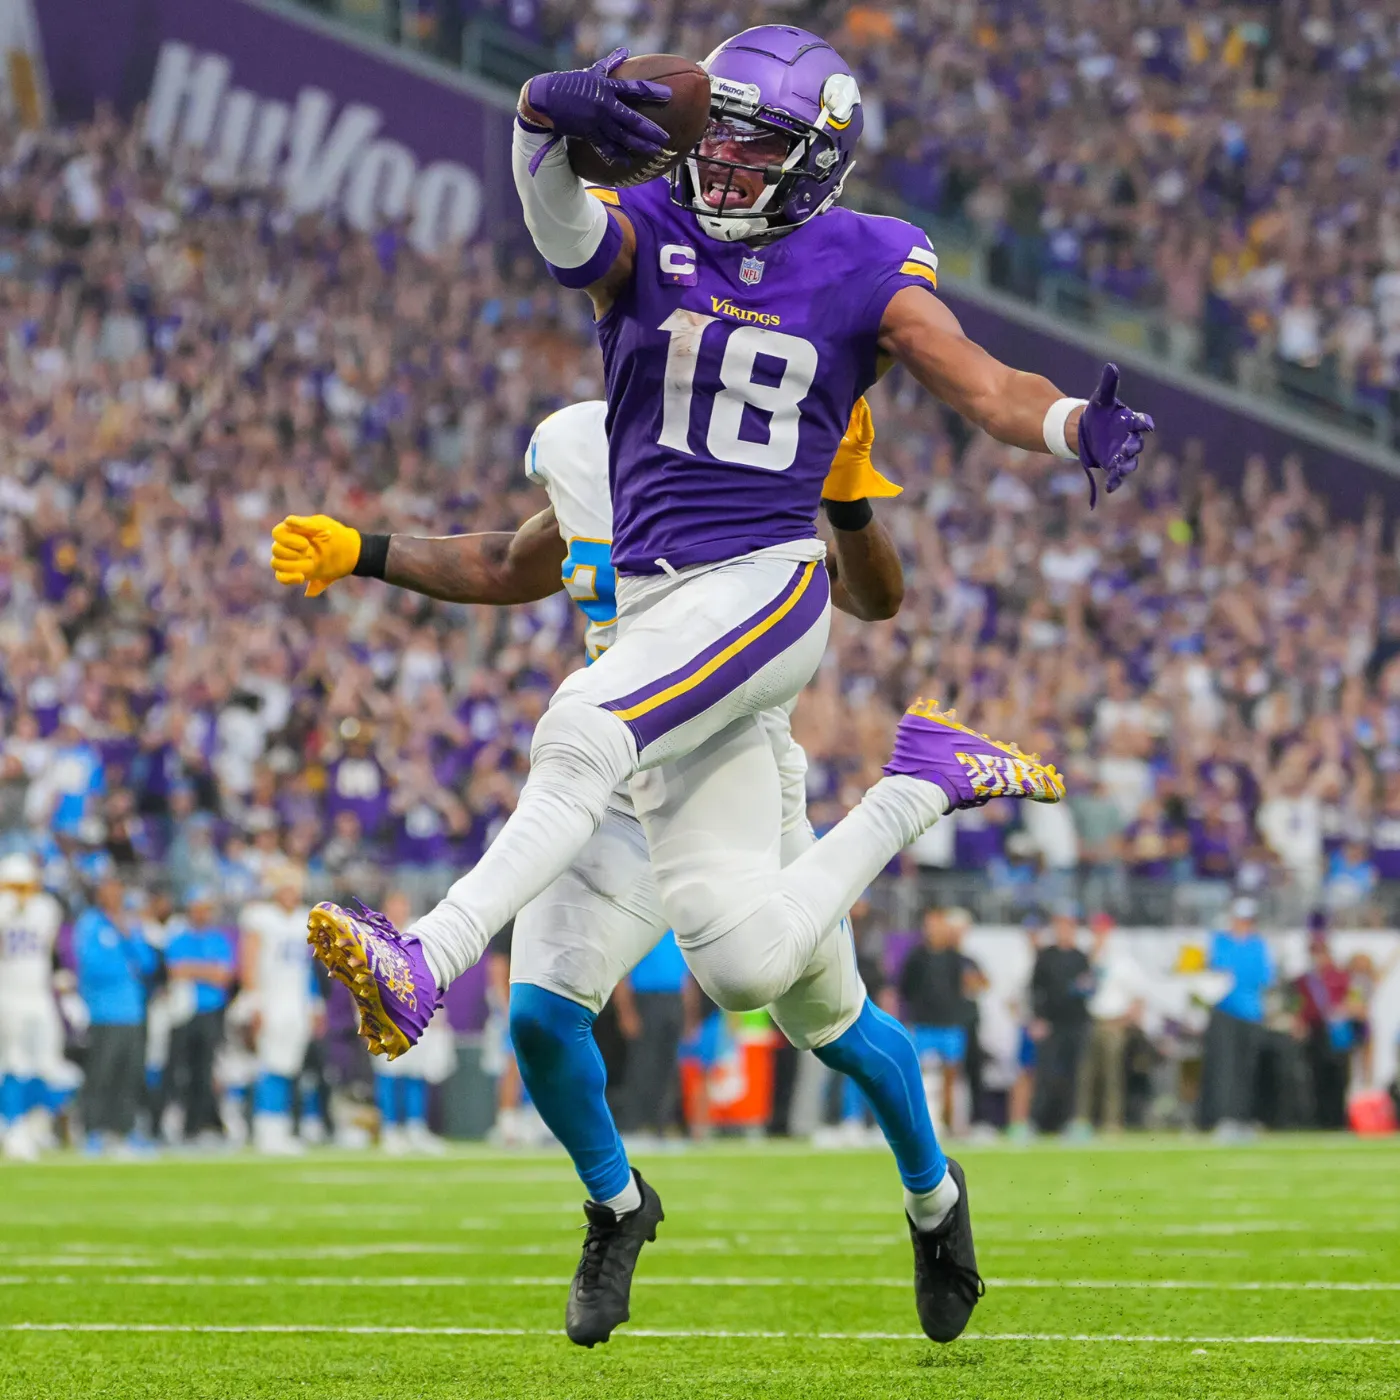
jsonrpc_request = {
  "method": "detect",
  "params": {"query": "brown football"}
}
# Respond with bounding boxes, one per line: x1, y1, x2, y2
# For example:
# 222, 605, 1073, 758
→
567, 54, 711, 188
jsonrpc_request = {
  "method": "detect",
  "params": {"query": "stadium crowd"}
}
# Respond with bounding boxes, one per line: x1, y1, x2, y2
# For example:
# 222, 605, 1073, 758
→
526, 0, 1400, 405
1, 110, 1398, 1152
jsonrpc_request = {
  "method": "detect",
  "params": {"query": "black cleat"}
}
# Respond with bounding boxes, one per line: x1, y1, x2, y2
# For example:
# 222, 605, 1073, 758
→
565, 1169, 664, 1347
908, 1157, 985, 1342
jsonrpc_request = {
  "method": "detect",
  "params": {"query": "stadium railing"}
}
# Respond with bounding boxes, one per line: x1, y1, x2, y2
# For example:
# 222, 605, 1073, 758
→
290, 0, 560, 90
854, 188, 1398, 459
865, 868, 1400, 934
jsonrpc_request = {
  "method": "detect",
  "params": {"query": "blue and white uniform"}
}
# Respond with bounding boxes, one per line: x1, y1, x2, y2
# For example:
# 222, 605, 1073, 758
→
509, 402, 863, 1049
0, 887, 66, 1088
239, 898, 320, 1077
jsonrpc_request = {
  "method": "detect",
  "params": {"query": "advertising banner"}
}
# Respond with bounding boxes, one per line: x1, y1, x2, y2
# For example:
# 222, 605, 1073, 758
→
33, 0, 520, 250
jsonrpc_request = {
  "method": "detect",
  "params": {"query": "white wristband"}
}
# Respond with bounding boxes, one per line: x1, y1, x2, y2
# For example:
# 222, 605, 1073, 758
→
1042, 397, 1087, 460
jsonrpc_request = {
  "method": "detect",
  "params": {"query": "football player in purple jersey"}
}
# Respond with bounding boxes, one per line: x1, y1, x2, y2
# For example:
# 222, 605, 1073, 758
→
307, 27, 1152, 1343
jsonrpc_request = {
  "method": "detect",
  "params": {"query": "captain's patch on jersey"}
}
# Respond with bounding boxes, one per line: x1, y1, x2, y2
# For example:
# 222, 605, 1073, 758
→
659, 242, 698, 286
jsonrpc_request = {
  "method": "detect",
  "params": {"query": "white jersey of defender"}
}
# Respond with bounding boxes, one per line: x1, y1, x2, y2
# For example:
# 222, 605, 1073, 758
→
240, 902, 315, 1012
525, 400, 616, 661
0, 890, 62, 998
241, 901, 319, 1078
0, 890, 67, 1083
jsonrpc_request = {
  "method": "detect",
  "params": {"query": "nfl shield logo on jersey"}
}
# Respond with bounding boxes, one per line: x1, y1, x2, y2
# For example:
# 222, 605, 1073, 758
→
739, 256, 764, 286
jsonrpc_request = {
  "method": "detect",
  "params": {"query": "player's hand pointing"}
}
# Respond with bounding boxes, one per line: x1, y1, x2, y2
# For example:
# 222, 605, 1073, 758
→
1076, 363, 1154, 507
270, 514, 363, 597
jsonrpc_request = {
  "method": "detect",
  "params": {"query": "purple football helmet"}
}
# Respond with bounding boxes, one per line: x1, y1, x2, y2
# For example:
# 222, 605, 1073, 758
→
671, 25, 863, 243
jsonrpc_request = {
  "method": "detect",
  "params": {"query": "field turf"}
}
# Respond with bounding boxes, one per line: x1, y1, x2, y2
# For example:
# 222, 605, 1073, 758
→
1, 1136, 1397, 1399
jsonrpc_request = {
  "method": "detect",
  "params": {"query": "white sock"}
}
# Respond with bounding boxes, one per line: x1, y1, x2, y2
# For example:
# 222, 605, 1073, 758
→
778, 776, 949, 956
596, 1173, 641, 1217
905, 1168, 960, 1233
410, 702, 635, 988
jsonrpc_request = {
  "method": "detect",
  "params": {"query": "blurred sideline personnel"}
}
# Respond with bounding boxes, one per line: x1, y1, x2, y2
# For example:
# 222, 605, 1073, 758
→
272, 397, 968, 1345
1028, 904, 1093, 1132
614, 931, 686, 1139
74, 877, 158, 1153
164, 890, 236, 1144
294, 24, 1149, 1345
1199, 897, 1274, 1139
898, 907, 984, 1136
0, 853, 71, 1160
234, 866, 324, 1155
1069, 916, 1149, 1137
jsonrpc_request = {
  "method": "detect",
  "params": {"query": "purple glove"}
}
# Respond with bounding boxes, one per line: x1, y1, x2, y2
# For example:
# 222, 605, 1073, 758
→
1077, 363, 1155, 508
524, 47, 671, 170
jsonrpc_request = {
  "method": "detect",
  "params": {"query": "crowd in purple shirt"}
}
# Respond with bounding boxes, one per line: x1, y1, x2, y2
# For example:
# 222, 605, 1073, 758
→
2, 112, 1400, 928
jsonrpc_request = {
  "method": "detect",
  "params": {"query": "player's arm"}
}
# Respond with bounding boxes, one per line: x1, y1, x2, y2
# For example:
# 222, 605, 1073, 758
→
270, 509, 567, 606
513, 50, 666, 316
237, 928, 260, 998
878, 286, 1153, 502
611, 979, 643, 1040
826, 513, 903, 621
820, 397, 904, 621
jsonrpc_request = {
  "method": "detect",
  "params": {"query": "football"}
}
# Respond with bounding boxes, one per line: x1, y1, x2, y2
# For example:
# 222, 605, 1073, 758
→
567, 54, 712, 188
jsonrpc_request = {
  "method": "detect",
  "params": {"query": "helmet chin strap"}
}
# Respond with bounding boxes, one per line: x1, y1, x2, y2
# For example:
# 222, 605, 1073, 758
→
697, 213, 771, 242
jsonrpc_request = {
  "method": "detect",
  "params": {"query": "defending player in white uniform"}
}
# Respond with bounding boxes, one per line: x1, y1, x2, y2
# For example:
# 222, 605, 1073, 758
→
234, 866, 324, 1154
0, 853, 72, 1160
271, 396, 939, 1346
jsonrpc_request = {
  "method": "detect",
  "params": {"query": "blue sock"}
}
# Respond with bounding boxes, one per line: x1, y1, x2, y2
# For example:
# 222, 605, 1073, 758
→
0, 1074, 21, 1125
46, 1085, 76, 1116
254, 1074, 292, 1116
22, 1078, 45, 1113
814, 999, 947, 1192
302, 1086, 323, 1124
402, 1078, 428, 1127
508, 983, 631, 1201
374, 1075, 400, 1125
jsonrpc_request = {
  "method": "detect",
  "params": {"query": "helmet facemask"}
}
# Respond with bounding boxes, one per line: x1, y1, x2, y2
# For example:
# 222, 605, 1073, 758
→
671, 74, 855, 243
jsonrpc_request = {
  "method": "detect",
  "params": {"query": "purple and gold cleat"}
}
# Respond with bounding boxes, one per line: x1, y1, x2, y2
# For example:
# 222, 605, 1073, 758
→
306, 899, 439, 1060
884, 699, 1066, 810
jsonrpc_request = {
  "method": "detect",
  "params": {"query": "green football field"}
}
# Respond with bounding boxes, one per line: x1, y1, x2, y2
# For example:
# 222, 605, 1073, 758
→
1, 1137, 1397, 1399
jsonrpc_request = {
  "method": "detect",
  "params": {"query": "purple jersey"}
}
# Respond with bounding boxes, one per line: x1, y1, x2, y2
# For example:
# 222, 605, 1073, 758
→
595, 180, 938, 574
324, 754, 390, 838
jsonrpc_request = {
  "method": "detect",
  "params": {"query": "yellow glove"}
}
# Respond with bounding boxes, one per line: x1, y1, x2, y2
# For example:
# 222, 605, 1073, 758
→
820, 397, 902, 502
270, 515, 362, 598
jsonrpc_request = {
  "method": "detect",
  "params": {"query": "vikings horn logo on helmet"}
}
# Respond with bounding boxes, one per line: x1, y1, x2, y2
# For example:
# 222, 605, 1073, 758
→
820, 73, 861, 129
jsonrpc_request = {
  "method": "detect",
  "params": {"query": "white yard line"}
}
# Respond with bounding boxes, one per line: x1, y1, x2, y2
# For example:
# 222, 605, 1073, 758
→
4, 1322, 1398, 1346
1, 1274, 1397, 1290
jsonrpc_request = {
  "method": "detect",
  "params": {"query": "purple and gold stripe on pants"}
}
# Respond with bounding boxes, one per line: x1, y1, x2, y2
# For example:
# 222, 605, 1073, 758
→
602, 560, 829, 752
